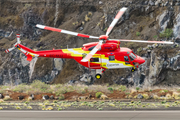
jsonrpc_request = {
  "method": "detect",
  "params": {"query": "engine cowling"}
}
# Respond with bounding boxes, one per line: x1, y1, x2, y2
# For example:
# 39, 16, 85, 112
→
101, 43, 118, 52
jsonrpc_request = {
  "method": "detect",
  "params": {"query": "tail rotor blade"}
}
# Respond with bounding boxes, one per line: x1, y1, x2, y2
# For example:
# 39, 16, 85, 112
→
81, 40, 103, 62
106, 7, 127, 36
36, 24, 99, 39
16, 34, 21, 44
110, 39, 174, 44
5, 47, 15, 53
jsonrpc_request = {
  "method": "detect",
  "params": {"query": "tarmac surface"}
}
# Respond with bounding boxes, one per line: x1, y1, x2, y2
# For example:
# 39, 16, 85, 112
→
0, 111, 180, 120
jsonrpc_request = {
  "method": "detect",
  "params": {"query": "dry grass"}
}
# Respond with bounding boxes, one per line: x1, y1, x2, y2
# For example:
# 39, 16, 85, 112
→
1, 81, 180, 101
85, 15, 90, 22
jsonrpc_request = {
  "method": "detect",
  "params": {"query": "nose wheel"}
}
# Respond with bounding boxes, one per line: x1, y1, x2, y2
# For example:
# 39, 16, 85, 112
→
95, 74, 102, 79
131, 67, 137, 72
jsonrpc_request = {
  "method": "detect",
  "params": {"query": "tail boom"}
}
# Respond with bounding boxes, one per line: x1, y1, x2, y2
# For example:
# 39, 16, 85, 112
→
17, 44, 72, 61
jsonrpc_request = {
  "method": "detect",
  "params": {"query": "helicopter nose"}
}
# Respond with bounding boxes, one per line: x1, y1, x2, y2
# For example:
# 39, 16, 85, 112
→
136, 56, 145, 64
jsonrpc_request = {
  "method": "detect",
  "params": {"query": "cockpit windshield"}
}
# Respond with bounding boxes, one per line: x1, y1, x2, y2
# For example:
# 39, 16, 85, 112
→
129, 53, 136, 61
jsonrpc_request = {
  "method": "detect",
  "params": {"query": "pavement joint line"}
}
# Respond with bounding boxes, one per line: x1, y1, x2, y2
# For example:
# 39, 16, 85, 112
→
1, 111, 180, 112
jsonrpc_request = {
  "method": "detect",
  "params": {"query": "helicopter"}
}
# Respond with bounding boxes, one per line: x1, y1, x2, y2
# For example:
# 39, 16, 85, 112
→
5, 7, 173, 79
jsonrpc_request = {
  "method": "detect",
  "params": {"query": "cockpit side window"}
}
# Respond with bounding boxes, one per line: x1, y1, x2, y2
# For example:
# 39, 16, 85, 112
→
124, 56, 129, 62
129, 53, 136, 61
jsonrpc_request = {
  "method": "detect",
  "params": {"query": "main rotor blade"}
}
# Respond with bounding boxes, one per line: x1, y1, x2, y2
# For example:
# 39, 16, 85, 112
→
5, 47, 15, 53
110, 39, 174, 44
36, 24, 99, 39
106, 7, 127, 36
81, 40, 103, 62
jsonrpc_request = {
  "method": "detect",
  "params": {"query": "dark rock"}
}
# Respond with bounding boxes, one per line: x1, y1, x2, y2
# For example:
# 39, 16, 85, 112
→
36, 41, 44, 48
18, 95, 24, 100
45, 81, 50, 84
149, 0, 155, 6
139, 74, 145, 84
0, 43, 5, 46
55, 96, 59, 100
79, 27, 84, 31
68, 80, 77, 85
137, 94, 143, 99
0, 93, 4, 99
50, 95, 54, 100
43, 95, 49, 100
75, 22, 82, 30
30, 94, 35, 100
89, 94, 92, 98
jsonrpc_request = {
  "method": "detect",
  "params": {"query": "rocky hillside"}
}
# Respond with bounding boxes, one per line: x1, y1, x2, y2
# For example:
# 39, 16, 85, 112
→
0, 0, 180, 87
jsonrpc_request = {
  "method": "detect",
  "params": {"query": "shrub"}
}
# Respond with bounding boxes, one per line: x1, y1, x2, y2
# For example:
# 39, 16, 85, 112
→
27, 106, 32, 109
119, 85, 126, 92
159, 28, 173, 38
161, 100, 166, 104
12, 84, 29, 93
77, 88, 86, 94
136, 87, 140, 91
142, 94, 149, 99
24, 101, 29, 104
31, 80, 50, 93
136, 32, 140, 36
15, 106, 21, 109
137, 47, 142, 53
104, 27, 108, 32
153, 35, 158, 40
95, 92, 103, 98
59, 94, 65, 100
109, 103, 115, 107
159, 90, 168, 93
55, 89, 67, 96
163, 90, 169, 93
108, 87, 113, 92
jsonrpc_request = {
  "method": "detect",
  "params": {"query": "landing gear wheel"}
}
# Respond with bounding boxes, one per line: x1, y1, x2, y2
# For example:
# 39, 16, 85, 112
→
95, 74, 102, 79
131, 67, 136, 72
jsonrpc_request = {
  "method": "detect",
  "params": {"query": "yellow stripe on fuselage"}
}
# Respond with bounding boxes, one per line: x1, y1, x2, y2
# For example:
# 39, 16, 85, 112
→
62, 48, 133, 69
62, 48, 90, 57
101, 55, 133, 69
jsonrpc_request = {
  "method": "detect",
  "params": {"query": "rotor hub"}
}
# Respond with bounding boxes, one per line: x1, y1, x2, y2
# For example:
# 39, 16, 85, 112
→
99, 35, 109, 40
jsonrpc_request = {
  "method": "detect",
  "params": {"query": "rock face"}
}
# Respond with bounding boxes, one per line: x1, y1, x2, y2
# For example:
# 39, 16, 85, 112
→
0, 0, 180, 86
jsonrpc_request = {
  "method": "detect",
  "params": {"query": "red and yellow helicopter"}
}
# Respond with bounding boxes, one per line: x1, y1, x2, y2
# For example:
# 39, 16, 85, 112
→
5, 7, 173, 79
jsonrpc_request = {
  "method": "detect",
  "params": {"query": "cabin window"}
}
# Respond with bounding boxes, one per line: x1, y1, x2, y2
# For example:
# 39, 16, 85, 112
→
109, 56, 115, 61
124, 56, 129, 62
90, 58, 99, 62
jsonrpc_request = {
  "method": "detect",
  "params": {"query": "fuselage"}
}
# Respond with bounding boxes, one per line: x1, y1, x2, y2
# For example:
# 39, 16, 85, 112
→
18, 41, 145, 70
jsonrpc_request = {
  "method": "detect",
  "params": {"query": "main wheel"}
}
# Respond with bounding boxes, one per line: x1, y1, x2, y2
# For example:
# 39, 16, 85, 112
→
95, 74, 102, 79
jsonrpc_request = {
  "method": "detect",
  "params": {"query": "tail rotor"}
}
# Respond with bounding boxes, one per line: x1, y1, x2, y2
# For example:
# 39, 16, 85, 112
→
5, 34, 21, 53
